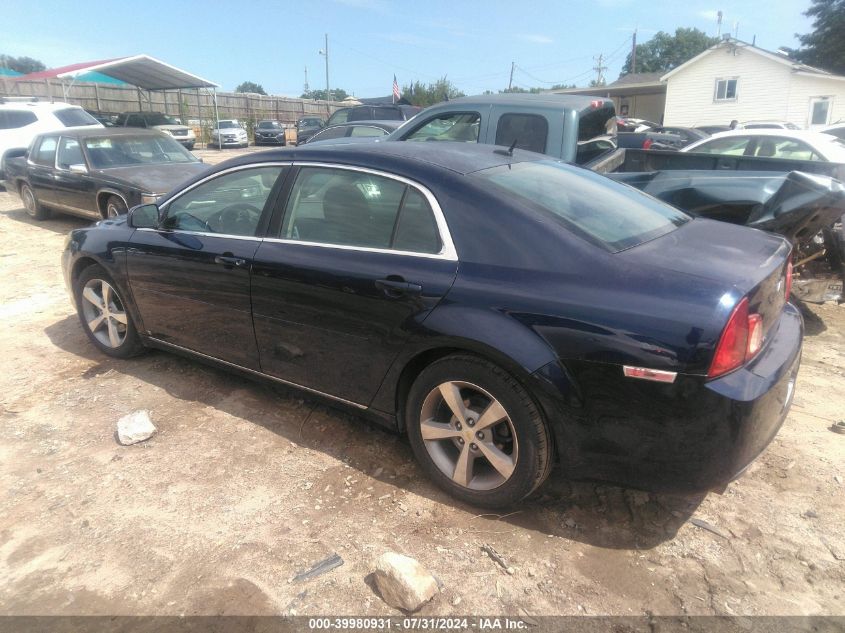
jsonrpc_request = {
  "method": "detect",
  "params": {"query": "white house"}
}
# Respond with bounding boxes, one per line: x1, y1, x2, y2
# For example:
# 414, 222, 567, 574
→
661, 38, 845, 129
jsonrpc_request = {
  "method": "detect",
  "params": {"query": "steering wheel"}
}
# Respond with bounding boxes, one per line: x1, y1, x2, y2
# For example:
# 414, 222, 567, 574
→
209, 203, 261, 235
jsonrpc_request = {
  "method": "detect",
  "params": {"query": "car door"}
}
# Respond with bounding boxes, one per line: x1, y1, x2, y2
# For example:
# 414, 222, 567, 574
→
250, 164, 459, 405
52, 136, 98, 217
27, 135, 59, 205
126, 164, 287, 369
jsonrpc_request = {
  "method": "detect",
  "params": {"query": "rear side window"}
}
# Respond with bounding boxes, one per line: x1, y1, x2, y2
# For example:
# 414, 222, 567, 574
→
327, 108, 351, 125
495, 113, 548, 154
32, 136, 58, 166
54, 108, 99, 128
0, 110, 38, 129
690, 136, 751, 155
282, 167, 441, 254
474, 160, 690, 252
350, 125, 388, 137
752, 137, 820, 161
308, 126, 348, 142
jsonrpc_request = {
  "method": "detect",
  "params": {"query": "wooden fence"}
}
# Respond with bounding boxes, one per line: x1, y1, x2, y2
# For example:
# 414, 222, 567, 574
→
0, 78, 344, 127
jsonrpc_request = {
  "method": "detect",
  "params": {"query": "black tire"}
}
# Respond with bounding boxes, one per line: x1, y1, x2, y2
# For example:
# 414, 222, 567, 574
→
406, 354, 553, 508
74, 264, 145, 358
20, 182, 50, 220
104, 195, 128, 219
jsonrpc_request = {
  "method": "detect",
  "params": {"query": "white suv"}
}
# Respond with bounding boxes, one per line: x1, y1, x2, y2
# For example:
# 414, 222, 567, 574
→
0, 100, 102, 178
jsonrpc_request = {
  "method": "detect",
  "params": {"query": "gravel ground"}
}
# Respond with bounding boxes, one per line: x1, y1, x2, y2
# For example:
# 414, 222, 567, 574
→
0, 149, 843, 617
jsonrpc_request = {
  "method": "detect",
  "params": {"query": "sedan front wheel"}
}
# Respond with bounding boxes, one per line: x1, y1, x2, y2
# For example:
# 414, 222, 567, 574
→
406, 354, 553, 507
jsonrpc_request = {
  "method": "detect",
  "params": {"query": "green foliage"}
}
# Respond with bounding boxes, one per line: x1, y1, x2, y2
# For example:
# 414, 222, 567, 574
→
588, 79, 607, 87
0, 54, 46, 74
235, 81, 267, 95
401, 77, 465, 107
796, 0, 845, 74
620, 28, 719, 75
301, 88, 350, 101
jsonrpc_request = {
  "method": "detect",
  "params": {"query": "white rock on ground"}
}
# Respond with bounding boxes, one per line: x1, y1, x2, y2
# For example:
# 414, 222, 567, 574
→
372, 552, 439, 612
116, 410, 157, 446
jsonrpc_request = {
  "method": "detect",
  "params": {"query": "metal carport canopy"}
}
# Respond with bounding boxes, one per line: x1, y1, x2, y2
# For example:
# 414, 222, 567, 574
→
55, 55, 218, 89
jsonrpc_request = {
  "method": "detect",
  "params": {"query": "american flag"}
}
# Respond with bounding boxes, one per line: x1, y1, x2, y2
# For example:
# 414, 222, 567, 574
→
392, 75, 400, 103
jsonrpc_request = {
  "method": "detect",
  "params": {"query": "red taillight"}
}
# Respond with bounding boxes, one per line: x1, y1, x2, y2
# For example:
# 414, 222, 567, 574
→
590, 99, 604, 109
785, 257, 793, 302
708, 297, 765, 378
643, 138, 653, 149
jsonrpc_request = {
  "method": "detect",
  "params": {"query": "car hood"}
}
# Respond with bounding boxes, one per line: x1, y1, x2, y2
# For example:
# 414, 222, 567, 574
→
96, 163, 210, 195
214, 127, 246, 134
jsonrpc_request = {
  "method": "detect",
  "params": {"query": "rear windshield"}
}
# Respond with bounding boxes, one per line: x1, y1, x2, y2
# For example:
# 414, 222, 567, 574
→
144, 113, 182, 126
54, 108, 99, 128
473, 160, 690, 252
84, 135, 198, 169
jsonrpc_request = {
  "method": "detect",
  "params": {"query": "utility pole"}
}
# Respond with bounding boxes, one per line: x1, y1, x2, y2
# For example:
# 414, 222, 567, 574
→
303, 65, 309, 95
319, 33, 330, 107
593, 53, 607, 86
631, 29, 637, 74
508, 61, 515, 91
716, 10, 723, 37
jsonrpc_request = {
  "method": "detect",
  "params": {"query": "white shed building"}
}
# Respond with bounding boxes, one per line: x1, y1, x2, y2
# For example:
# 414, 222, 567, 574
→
661, 39, 845, 129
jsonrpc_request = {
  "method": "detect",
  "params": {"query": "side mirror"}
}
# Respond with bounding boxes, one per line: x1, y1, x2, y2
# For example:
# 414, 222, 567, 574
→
128, 203, 160, 229
69, 163, 88, 174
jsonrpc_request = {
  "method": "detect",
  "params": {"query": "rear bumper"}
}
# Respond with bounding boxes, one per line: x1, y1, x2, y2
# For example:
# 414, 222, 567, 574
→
531, 302, 803, 492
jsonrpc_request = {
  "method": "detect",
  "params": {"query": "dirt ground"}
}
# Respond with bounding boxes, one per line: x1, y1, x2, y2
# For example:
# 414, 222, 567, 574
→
0, 147, 844, 618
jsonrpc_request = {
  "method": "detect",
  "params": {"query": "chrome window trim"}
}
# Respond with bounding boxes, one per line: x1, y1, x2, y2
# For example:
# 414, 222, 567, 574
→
135, 227, 263, 242
283, 161, 458, 261
146, 337, 367, 409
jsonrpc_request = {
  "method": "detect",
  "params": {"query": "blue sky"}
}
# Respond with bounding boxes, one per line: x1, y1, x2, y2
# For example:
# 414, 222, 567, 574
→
4, 0, 814, 97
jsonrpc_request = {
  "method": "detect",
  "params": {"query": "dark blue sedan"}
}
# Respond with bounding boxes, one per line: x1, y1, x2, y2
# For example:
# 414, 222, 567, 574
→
61, 142, 801, 507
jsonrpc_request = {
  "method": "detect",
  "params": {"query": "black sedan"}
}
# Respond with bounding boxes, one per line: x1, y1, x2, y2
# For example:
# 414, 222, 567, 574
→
3, 128, 207, 221
62, 142, 801, 507
254, 120, 287, 146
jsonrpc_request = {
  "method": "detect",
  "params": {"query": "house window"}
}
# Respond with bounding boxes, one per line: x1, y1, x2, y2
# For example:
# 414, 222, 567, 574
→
714, 78, 738, 102
809, 97, 832, 127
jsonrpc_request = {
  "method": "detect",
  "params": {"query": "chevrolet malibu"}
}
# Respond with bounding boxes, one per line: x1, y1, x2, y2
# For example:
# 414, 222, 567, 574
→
62, 142, 801, 508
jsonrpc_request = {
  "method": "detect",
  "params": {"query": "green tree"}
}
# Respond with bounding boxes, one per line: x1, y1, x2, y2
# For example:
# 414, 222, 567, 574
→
401, 77, 465, 107
796, 0, 845, 74
301, 88, 349, 101
235, 81, 267, 95
0, 54, 46, 74
620, 28, 718, 75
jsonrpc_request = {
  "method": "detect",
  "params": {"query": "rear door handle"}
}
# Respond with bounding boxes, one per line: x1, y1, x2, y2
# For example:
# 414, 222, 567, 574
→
214, 255, 247, 267
375, 278, 423, 297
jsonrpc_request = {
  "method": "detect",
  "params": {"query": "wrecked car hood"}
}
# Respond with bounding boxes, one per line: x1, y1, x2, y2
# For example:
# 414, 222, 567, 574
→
608, 170, 845, 244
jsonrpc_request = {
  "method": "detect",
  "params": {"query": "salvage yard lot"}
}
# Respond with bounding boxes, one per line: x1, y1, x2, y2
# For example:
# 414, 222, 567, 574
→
1, 148, 844, 617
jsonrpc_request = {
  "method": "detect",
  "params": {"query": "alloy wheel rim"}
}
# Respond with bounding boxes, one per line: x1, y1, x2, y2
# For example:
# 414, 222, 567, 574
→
80, 279, 128, 348
419, 381, 518, 491
106, 203, 120, 218
22, 187, 36, 217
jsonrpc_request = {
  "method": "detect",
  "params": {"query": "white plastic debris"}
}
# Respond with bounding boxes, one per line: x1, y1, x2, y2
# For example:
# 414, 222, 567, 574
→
116, 410, 156, 445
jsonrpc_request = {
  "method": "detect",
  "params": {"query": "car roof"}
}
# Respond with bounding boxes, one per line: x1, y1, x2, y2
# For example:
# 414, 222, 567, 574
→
325, 119, 401, 128
0, 101, 85, 111
701, 129, 838, 142
230, 140, 549, 175
427, 93, 612, 110
37, 128, 171, 139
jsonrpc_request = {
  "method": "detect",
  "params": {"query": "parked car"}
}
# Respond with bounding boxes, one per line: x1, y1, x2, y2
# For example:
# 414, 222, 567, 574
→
2, 128, 207, 221
387, 93, 616, 164
296, 117, 325, 145
62, 142, 800, 507
616, 117, 659, 132
209, 119, 249, 148
648, 126, 710, 147
326, 104, 421, 127
821, 122, 845, 141
305, 120, 402, 145
741, 121, 801, 130
682, 129, 845, 162
254, 120, 287, 146
1, 100, 102, 179
695, 125, 731, 135
115, 111, 196, 150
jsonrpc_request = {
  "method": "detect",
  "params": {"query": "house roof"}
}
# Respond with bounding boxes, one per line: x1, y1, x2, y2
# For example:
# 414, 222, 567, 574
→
548, 72, 665, 97
12, 55, 218, 90
660, 38, 845, 82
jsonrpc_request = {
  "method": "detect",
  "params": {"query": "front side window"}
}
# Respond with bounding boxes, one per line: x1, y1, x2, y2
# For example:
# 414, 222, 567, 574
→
689, 136, 751, 156
163, 166, 284, 236
326, 108, 350, 126
32, 136, 58, 166
281, 167, 441, 254
84, 135, 198, 168
404, 112, 480, 143
714, 78, 738, 102
473, 160, 690, 252
495, 113, 548, 154
57, 137, 85, 169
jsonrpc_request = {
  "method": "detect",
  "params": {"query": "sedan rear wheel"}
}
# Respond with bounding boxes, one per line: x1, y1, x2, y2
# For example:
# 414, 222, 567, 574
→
21, 183, 50, 220
406, 354, 553, 507
74, 265, 145, 358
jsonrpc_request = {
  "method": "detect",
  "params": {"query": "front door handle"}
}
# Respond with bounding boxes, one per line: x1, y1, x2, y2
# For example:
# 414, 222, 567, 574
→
214, 255, 247, 268
375, 278, 423, 297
